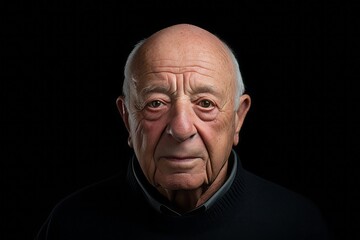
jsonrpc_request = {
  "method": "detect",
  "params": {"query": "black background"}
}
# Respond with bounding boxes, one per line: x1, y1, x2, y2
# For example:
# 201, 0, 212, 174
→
2, 0, 358, 239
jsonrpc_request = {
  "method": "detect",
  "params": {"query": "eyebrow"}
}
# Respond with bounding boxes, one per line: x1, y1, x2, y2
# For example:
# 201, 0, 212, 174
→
140, 85, 170, 96
191, 85, 217, 95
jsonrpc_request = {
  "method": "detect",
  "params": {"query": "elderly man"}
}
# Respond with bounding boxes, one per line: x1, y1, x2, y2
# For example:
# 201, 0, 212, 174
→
36, 23, 329, 240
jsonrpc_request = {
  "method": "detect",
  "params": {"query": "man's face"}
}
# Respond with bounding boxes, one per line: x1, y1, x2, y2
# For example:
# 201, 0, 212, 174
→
118, 31, 248, 192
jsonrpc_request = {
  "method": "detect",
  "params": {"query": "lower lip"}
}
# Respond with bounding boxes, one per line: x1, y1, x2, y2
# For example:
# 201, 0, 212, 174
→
159, 157, 200, 166
161, 157, 197, 161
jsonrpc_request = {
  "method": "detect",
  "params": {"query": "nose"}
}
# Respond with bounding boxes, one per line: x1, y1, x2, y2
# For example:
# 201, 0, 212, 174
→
166, 101, 197, 142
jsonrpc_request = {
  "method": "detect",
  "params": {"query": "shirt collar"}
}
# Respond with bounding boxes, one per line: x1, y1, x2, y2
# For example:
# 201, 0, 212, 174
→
131, 149, 238, 216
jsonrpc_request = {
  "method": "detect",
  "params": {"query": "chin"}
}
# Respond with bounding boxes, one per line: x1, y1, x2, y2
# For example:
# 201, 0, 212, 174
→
157, 173, 204, 191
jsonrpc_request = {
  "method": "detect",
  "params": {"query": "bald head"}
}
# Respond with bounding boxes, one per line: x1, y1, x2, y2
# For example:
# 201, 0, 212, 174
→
123, 24, 245, 109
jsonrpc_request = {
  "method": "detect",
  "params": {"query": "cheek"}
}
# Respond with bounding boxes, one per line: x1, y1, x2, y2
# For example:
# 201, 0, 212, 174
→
139, 120, 166, 147
130, 116, 168, 183
203, 114, 235, 147
200, 114, 235, 178
129, 114, 165, 149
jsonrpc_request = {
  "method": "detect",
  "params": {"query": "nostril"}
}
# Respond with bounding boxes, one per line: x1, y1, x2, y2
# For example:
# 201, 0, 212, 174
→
165, 125, 173, 136
189, 133, 196, 139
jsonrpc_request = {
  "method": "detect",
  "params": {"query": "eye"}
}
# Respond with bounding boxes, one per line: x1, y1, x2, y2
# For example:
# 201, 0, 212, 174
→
198, 99, 214, 108
147, 100, 164, 108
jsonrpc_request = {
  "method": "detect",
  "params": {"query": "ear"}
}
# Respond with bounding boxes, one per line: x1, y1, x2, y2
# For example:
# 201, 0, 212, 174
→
233, 94, 251, 146
116, 96, 131, 133
116, 96, 133, 147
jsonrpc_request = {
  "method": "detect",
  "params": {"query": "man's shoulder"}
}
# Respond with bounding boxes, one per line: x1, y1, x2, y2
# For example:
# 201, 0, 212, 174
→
240, 170, 329, 237
243, 170, 322, 213
35, 171, 138, 240
49, 172, 129, 217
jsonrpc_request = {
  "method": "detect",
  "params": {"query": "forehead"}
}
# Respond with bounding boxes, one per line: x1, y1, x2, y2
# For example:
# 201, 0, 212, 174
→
133, 57, 233, 94
131, 39, 234, 85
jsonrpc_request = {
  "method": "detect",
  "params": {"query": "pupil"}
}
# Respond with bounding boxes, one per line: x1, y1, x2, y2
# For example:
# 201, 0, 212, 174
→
152, 101, 160, 107
202, 100, 210, 107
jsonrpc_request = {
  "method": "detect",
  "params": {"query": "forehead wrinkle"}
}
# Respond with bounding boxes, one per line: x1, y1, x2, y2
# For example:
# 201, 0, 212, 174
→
142, 55, 216, 70
141, 70, 215, 81
144, 65, 215, 76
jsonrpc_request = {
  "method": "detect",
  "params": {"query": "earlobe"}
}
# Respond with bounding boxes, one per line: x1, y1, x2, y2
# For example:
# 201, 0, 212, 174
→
233, 94, 251, 146
127, 135, 133, 148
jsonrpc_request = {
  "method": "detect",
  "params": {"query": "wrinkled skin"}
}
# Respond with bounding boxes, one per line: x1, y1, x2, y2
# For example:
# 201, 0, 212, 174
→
117, 24, 251, 212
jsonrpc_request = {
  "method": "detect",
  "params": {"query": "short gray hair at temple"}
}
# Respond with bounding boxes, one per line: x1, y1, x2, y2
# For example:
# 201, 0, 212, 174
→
122, 38, 245, 110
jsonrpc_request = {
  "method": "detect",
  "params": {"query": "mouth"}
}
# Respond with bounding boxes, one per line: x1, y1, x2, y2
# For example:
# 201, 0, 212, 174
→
160, 156, 199, 161
159, 156, 201, 167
